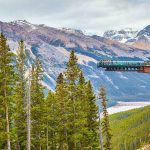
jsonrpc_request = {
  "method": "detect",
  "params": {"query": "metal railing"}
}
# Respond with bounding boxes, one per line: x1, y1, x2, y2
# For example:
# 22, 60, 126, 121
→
97, 60, 150, 67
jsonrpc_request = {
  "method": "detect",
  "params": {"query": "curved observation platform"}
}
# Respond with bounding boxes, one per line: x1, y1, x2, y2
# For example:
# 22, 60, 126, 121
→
97, 60, 150, 73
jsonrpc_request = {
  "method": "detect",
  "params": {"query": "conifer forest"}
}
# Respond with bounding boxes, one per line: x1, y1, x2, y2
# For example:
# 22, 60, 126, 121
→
0, 33, 149, 150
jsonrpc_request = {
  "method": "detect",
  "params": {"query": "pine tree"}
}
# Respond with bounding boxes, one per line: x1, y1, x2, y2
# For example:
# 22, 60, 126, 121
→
55, 73, 69, 150
64, 50, 81, 149
65, 50, 80, 83
85, 81, 99, 149
0, 33, 16, 150
99, 86, 112, 150
14, 40, 27, 149
30, 57, 45, 149
56, 73, 64, 85
75, 71, 88, 149
44, 90, 57, 150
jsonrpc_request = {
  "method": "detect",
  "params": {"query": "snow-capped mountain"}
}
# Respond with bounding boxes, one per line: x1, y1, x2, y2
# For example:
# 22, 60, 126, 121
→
104, 26, 150, 50
1, 20, 150, 105
132, 25, 150, 50
137, 25, 150, 38
103, 28, 138, 44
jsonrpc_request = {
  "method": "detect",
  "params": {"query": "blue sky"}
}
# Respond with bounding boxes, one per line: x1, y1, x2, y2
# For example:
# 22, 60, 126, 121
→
0, 0, 149, 35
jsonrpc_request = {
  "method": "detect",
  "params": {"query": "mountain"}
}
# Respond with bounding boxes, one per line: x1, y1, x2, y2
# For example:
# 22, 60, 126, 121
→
132, 25, 150, 50
104, 26, 150, 50
103, 28, 138, 44
1, 20, 150, 104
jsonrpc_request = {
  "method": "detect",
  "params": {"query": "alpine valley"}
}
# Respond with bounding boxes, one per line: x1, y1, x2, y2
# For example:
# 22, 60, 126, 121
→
1, 20, 150, 105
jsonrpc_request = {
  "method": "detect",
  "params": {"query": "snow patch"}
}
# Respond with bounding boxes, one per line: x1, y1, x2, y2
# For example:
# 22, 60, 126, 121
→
118, 72, 128, 79
105, 101, 150, 115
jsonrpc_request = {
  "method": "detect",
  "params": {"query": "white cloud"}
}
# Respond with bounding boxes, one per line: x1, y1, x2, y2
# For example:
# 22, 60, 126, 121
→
0, 0, 149, 35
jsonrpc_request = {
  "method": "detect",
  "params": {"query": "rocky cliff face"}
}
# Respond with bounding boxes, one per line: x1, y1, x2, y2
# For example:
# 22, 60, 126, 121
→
103, 28, 138, 44
132, 25, 150, 50
1, 20, 150, 104
104, 26, 150, 50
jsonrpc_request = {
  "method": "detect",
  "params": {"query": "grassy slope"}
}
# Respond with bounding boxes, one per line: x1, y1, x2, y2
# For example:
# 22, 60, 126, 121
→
109, 106, 150, 150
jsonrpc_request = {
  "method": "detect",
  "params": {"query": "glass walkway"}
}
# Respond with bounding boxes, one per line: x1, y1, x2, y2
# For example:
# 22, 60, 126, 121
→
97, 60, 150, 73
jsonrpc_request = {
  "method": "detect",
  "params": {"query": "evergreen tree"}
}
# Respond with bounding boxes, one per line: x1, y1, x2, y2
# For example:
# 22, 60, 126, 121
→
56, 73, 64, 85
30, 57, 45, 149
99, 86, 112, 150
65, 50, 80, 83
55, 73, 69, 150
44, 90, 57, 150
75, 71, 88, 149
85, 81, 99, 149
64, 50, 81, 149
0, 33, 16, 150
14, 40, 27, 149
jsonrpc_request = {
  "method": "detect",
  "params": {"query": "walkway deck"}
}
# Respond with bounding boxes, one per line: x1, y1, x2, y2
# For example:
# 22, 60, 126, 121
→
97, 60, 150, 73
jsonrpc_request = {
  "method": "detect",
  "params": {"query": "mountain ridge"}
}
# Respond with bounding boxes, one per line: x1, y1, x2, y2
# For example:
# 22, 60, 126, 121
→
1, 20, 150, 103
103, 25, 150, 50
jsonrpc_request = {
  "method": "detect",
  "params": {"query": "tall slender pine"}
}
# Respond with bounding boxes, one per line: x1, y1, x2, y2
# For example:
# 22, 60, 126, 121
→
30, 57, 45, 149
99, 86, 112, 150
0, 33, 16, 150
14, 40, 27, 149
65, 50, 80, 149
85, 81, 99, 148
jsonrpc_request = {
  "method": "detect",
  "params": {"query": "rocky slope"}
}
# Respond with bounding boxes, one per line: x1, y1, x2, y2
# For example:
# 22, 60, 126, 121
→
133, 25, 150, 50
1, 20, 150, 104
103, 28, 138, 44
104, 26, 150, 50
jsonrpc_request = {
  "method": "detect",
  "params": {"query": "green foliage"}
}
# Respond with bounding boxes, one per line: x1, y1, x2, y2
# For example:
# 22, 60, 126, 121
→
85, 81, 99, 148
1, 34, 148, 150
109, 106, 150, 150
13, 40, 27, 149
99, 86, 112, 150
0, 33, 16, 149
30, 56, 45, 149
44, 90, 57, 150
0, 35, 99, 149
65, 50, 80, 83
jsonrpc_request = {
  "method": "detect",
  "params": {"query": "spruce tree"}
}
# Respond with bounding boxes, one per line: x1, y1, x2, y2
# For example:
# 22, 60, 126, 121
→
14, 40, 27, 149
0, 33, 16, 150
44, 90, 57, 150
30, 57, 45, 149
85, 81, 99, 149
64, 50, 81, 149
65, 50, 80, 83
55, 73, 69, 150
99, 86, 112, 150
75, 71, 88, 149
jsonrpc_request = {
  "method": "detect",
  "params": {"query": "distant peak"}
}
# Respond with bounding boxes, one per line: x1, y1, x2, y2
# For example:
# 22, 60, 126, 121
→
61, 27, 83, 34
137, 25, 150, 37
10, 20, 39, 30
145, 25, 150, 28
143, 25, 150, 31
104, 28, 138, 43
10, 20, 34, 26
